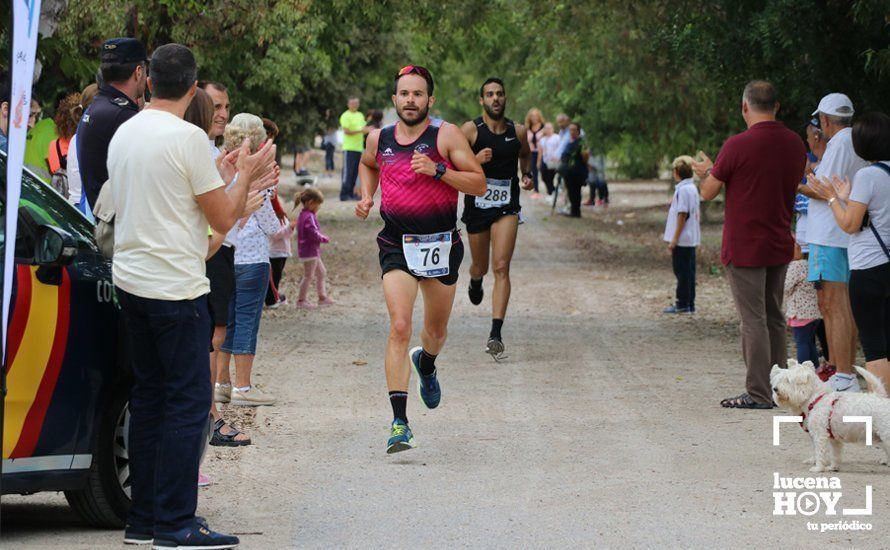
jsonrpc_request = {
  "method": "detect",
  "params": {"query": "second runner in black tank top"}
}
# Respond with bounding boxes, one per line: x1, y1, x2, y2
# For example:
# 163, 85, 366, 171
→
462, 117, 522, 223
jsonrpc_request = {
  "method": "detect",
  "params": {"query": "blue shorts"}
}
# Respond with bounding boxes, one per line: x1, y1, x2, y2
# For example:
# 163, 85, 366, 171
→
807, 244, 850, 284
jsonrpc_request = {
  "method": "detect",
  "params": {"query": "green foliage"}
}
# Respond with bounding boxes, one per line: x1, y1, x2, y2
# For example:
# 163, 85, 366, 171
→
2, 0, 887, 174
2, 0, 407, 144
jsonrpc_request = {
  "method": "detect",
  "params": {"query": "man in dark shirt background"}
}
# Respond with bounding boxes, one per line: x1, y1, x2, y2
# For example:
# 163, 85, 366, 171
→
693, 80, 807, 409
77, 37, 147, 210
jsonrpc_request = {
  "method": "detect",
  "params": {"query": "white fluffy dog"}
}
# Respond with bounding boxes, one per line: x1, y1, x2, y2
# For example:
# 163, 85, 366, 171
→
771, 359, 890, 472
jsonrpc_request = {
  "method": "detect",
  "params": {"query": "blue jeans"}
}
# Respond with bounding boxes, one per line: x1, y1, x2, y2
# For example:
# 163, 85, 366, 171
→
340, 150, 362, 200
793, 321, 820, 365
117, 289, 211, 535
324, 142, 336, 171
222, 262, 270, 355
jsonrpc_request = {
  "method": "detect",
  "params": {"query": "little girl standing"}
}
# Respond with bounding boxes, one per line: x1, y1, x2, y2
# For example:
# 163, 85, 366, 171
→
784, 243, 823, 368
295, 188, 334, 309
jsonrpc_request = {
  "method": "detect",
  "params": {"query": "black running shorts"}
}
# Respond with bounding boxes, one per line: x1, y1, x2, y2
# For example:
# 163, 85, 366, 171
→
461, 209, 520, 234
377, 233, 464, 286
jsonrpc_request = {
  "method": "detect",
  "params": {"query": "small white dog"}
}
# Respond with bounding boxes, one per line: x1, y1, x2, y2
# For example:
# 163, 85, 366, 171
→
771, 359, 890, 472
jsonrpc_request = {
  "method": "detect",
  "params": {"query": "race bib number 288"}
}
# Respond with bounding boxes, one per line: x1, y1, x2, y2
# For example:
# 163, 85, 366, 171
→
475, 178, 512, 209
402, 232, 452, 277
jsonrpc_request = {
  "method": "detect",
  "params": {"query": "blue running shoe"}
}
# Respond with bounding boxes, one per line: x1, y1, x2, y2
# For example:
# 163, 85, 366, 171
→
152, 519, 239, 549
410, 346, 441, 409
387, 419, 416, 454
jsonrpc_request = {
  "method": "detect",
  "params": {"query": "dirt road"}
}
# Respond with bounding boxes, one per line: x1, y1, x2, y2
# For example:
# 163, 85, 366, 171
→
3, 175, 888, 548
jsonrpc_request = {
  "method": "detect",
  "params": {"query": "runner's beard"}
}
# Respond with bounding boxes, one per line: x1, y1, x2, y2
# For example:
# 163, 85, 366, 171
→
483, 102, 505, 120
398, 104, 429, 126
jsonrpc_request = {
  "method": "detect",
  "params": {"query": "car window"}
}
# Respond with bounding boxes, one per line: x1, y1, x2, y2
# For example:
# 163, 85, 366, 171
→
0, 153, 96, 249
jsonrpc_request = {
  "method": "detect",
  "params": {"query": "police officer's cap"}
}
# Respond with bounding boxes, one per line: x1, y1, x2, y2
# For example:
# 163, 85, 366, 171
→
100, 38, 148, 65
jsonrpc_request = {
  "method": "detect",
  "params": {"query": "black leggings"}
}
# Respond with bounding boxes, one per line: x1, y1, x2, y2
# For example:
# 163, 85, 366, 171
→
849, 262, 890, 362
564, 172, 585, 217
540, 165, 556, 195
265, 257, 288, 306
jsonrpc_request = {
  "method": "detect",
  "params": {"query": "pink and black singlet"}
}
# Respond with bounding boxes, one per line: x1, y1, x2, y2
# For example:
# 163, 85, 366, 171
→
375, 119, 459, 246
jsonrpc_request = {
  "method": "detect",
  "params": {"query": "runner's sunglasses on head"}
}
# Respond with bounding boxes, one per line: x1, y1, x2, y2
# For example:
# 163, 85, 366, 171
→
395, 65, 434, 94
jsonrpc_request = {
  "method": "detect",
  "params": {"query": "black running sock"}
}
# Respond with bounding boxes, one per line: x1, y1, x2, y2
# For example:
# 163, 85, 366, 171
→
419, 349, 437, 376
389, 391, 408, 423
490, 318, 504, 340
470, 277, 483, 290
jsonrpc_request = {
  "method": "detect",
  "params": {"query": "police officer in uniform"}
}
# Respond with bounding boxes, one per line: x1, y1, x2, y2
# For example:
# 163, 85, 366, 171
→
77, 37, 148, 211
461, 77, 533, 360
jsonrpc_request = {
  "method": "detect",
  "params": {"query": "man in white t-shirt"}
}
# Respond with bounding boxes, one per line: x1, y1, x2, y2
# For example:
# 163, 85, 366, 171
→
801, 93, 869, 392
108, 43, 275, 550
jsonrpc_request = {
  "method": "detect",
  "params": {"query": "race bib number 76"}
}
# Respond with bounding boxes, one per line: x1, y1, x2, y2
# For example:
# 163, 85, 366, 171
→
402, 232, 452, 277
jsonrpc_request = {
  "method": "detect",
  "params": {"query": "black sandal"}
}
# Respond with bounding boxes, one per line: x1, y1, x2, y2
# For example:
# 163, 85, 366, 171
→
210, 418, 252, 447
720, 392, 773, 409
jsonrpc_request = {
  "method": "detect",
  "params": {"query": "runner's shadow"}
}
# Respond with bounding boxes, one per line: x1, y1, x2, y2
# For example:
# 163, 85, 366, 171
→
387, 458, 425, 466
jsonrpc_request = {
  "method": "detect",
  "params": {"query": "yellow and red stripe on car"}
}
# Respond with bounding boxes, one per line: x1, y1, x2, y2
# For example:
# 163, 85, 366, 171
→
2, 265, 71, 459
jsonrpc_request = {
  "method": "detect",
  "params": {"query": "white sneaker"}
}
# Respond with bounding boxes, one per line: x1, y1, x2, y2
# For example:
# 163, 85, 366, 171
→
230, 385, 276, 406
214, 383, 231, 403
828, 373, 861, 392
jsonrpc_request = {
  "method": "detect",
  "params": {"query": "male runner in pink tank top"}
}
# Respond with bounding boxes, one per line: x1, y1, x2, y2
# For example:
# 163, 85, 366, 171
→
356, 65, 485, 453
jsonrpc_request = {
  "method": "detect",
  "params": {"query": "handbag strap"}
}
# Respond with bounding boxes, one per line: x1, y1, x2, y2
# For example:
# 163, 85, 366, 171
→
55, 139, 67, 170
868, 162, 890, 260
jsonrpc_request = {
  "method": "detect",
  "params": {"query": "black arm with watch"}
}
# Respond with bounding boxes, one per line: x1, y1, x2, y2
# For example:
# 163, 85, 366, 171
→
433, 162, 447, 180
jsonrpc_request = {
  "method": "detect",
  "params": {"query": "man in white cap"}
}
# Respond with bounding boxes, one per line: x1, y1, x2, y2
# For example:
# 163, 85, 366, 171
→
802, 93, 869, 391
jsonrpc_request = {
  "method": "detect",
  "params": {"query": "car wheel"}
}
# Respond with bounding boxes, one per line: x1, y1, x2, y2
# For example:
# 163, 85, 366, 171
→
64, 381, 131, 528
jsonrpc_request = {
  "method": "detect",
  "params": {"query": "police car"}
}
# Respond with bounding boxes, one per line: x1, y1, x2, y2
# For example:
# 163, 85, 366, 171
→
1, 150, 131, 527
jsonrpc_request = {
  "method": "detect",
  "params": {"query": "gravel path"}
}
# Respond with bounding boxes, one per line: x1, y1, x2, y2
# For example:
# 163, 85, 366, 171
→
3, 176, 888, 548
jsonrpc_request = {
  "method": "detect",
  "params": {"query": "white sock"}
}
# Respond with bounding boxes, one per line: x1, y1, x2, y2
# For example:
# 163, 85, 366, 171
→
236, 385, 251, 392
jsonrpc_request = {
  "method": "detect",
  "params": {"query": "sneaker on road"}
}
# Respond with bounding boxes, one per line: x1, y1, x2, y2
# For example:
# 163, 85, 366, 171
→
213, 383, 231, 403
387, 419, 416, 454
410, 346, 441, 409
152, 521, 239, 549
198, 471, 212, 487
662, 305, 692, 314
124, 526, 154, 546
230, 386, 276, 406
126, 517, 210, 546
486, 337, 506, 360
468, 281, 483, 306
828, 372, 861, 392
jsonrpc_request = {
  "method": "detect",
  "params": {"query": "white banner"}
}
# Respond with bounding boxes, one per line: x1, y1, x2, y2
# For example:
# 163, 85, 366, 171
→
3, 0, 42, 364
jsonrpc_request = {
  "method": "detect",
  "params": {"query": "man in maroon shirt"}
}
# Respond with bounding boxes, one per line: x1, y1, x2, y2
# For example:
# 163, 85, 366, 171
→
693, 80, 807, 409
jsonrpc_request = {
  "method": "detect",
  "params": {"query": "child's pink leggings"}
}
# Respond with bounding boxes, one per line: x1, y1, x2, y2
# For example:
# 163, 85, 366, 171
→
298, 257, 327, 301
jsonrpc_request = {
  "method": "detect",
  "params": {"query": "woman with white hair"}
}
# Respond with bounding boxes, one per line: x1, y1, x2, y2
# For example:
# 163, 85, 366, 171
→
218, 113, 280, 406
